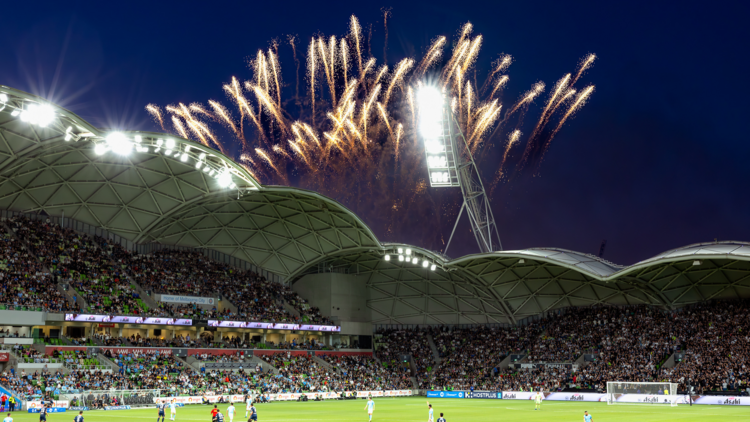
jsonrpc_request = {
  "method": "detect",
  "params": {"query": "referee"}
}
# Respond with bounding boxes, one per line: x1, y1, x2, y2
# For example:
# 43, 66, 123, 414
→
437, 413, 446, 422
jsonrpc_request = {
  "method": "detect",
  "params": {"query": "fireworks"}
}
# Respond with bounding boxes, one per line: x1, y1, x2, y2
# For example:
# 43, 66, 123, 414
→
147, 15, 595, 252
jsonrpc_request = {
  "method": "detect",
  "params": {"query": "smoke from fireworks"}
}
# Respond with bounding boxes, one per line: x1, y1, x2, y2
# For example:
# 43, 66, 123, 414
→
146, 15, 595, 253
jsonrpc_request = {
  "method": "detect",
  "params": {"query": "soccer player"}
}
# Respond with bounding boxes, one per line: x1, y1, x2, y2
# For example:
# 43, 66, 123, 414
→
39, 403, 48, 422
583, 411, 593, 422
245, 396, 252, 418
3, 413, 11, 422
249, 403, 257, 422
426, 401, 434, 422
534, 390, 543, 410
170, 399, 178, 421
227, 403, 235, 422
211, 405, 219, 422
364, 397, 374, 421
74, 411, 84, 422
437, 413, 446, 422
157, 400, 167, 422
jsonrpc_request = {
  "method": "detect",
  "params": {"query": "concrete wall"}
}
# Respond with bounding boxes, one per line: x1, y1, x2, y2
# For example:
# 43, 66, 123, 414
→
294, 273, 370, 323
0, 310, 46, 325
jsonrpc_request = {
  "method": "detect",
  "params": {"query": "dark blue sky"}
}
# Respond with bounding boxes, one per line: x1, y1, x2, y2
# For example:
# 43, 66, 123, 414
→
2, 0, 748, 265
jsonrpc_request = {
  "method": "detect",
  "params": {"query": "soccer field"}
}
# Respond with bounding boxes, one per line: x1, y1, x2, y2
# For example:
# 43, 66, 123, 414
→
4, 397, 747, 422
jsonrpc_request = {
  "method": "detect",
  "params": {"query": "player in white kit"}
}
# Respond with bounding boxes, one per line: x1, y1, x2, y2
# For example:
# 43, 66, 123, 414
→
227, 403, 235, 422
426, 402, 434, 422
534, 390, 543, 410
245, 397, 253, 418
364, 398, 374, 421
170, 398, 177, 421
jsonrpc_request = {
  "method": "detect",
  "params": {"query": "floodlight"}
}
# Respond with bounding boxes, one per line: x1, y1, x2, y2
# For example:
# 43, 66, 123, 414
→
0, 94, 7, 103
203, 166, 210, 173
94, 143, 107, 155
384, 255, 390, 262
180, 153, 188, 162
229, 183, 236, 189
405, 248, 412, 256
166, 138, 175, 149
217, 170, 232, 188
195, 162, 203, 170
397, 248, 403, 254
164, 149, 172, 156
64, 134, 72, 141
412, 258, 418, 264
11, 110, 20, 117
430, 264, 436, 271
106, 132, 132, 155
417, 86, 443, 139
398, 255, 404, 262
422, 260, 429, 268
20, 104, 55, 127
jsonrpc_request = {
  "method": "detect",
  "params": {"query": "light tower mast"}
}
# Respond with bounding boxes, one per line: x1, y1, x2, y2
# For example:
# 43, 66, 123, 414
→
417, 86, 502, 255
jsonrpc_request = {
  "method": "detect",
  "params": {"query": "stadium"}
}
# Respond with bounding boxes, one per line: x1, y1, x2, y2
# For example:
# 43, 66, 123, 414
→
0, 84, 749, 422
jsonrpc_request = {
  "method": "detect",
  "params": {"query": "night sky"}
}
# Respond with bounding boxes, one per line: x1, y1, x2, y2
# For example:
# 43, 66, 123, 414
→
2, 0, 749, 265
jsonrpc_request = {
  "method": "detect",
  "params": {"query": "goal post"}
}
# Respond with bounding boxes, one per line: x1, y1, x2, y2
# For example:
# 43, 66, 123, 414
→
606, 382, 679, 406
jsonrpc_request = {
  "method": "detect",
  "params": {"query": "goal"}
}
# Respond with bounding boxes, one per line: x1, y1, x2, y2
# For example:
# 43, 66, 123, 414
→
606, 382, 679, 406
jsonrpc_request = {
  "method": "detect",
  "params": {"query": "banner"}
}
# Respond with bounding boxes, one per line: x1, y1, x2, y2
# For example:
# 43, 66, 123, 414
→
545, 393, 606, 402
65, 314, 192, 326
100, 347, 173, 356
500, 392, 536, 400
68, 407, 89, 411
104, 405, 132, 410
154, 391, 413, 405
27, 400, 69, 409
28, 408, 66, 413
299, 325, 341, 332
426, 391, 465, 399
159, 295, 215, 305
467, 391, 502, 399
692, 396, 749, 406
0, 352, 8, 362
614, 394, 679, 404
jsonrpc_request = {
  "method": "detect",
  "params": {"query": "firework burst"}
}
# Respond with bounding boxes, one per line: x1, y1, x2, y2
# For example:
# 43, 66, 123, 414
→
147, 15, 595, 253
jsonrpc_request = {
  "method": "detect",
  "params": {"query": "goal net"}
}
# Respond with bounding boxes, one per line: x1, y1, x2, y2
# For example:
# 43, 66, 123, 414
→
606, 382, 679, 406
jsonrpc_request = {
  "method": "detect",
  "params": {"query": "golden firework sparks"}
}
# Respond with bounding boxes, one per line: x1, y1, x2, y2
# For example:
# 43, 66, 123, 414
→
349, 15, 363, 76
489, 75, 509, 98
171, 116, 188, 139
383, 58, 414, 105
146, 104, 165, 130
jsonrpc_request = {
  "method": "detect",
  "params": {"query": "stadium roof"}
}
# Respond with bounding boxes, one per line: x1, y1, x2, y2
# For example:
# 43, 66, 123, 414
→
1, 86, 749, 325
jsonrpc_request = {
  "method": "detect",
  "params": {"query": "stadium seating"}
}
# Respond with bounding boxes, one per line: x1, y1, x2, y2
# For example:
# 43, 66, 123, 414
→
6, 216, 332, 325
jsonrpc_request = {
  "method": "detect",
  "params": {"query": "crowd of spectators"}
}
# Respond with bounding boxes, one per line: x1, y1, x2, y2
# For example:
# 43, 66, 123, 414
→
375, 328, 434, 378
426, 325, 541, 390
0, 219, 74, 312
318, 354, 411, 390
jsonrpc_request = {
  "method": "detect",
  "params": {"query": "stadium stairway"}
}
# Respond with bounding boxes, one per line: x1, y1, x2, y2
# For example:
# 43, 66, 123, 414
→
311, 355, 336, 372
426, 334, 442, 365
249, 355, 280, 375
96, 353, 120, 371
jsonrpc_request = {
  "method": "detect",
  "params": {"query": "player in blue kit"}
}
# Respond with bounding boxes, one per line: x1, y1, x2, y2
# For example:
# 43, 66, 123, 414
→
74, 411, 84, 422
583, 411, 593, 422
426, 402, 434, 422
3, 413, 12, 422
157, 399, 167, 422
364, 397, 374, 421
170, 399, 178, 421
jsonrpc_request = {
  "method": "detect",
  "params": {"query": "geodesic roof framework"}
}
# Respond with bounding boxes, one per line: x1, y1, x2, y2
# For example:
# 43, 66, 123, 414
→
1, 85, 749, 325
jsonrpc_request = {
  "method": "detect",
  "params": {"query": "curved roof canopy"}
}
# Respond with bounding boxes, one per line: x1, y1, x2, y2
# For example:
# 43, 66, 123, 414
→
1, 86, 749, 325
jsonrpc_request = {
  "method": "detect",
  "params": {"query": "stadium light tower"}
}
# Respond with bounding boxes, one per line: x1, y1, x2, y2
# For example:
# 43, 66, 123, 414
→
417, 85, 502, 254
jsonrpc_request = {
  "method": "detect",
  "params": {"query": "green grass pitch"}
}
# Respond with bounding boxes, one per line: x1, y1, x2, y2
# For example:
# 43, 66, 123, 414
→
4, 397, 747, 422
